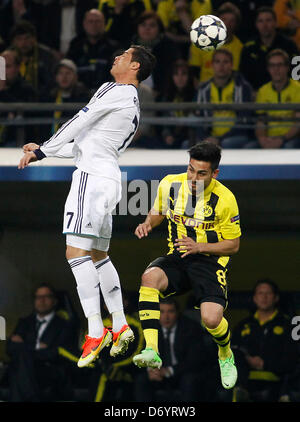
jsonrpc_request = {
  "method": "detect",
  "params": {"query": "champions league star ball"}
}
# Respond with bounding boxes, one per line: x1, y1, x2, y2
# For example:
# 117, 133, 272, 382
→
190, 15, 227, 51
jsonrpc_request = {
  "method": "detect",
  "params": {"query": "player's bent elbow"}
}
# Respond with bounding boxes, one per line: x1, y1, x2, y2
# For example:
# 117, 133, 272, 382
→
230, 238, 240, 255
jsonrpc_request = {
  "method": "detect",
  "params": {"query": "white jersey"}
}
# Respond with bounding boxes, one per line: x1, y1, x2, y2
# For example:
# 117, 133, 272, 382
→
39, 82, 140, 182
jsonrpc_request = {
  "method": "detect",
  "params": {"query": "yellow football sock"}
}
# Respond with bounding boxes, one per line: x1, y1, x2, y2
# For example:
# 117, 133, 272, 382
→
138, 286, 160, 353
205, 317, 232, 360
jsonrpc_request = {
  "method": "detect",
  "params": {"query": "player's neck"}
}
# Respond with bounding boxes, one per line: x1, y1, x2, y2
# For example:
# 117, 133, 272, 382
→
114, 76, 139, 88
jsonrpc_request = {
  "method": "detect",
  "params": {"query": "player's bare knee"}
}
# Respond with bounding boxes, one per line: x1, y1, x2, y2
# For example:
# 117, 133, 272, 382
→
141, 267, 167, 291
91, 249, 107, 262
201, 314, 222, 329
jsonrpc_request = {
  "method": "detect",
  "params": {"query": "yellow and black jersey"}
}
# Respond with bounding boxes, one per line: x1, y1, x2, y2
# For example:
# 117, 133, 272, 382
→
153, 173, 241, 267
256, 78, 300, 137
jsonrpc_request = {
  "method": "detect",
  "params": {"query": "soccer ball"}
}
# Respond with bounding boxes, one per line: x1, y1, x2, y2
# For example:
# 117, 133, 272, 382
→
190, 15, 227, 51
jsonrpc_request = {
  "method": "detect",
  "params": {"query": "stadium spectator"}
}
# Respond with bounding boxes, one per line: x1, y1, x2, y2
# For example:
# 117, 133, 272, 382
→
29, 0, 96, 55
0, 0, 31, 46
225, 0, 275, 42
274, 0, 300, 49
131, 11, 180, 98
195, 49, 253, 149
0, 48, 37, 147
157, 0, 212, 59
39, 59, 91, 140
158, 59, 196, 149
134, 298, 217, 402
232, 279, 299, 402
9, 20, 58, 92
99, 0, 146, 48
189, 2, 243, 84
253, 49, 300, 149
66, 9, 118, 92
6, 283, 77, 402
240, 6, 298, 91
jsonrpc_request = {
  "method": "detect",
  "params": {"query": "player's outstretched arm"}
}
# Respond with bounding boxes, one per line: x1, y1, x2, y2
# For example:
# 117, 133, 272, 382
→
135, 208, 165, 239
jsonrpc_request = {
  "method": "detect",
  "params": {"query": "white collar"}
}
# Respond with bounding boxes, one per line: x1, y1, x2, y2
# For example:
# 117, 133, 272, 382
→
36, 310, 55, 323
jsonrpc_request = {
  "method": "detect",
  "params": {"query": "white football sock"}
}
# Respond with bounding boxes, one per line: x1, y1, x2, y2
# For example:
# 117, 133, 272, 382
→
68, 256, 104, 337
94, 257, 127, 332
87, 313, 104, 338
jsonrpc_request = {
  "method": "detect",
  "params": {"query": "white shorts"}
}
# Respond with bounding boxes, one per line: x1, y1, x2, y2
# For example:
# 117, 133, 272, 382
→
63, 169, 121, 250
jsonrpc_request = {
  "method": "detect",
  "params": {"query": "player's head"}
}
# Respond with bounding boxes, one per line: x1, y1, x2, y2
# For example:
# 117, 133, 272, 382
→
187, 141, 221, 193
266, 49, 289, 83
111, 45, 156, 84
252, 278, 279, 312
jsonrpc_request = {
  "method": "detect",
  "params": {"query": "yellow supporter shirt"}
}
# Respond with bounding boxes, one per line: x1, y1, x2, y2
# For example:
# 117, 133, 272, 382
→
256, 79, 300, 137
157, 0, 212, 30
153, 173, 241, 268
189, 35, 243, 82
209, 79, 236, 137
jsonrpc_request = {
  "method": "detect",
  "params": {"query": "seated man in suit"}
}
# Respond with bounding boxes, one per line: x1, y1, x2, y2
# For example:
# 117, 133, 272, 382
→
6, 283, 77, 402
134, 297, 217, 402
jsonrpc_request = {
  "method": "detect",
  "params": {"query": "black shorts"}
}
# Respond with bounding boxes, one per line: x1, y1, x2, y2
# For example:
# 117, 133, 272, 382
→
147, 254, 228, 308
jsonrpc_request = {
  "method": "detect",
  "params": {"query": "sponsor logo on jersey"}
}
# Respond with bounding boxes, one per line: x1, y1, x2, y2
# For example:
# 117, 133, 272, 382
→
168, 209, 215, 230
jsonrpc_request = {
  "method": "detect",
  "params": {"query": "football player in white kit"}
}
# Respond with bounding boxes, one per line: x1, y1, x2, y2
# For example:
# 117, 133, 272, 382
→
18, 45, 156, 368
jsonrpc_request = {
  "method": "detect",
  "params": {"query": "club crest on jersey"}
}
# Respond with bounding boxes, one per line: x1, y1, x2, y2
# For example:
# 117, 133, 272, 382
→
202, 204, 213, 217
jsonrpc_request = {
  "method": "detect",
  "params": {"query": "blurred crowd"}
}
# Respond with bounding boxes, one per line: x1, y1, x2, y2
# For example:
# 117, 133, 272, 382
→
1, 0, 300, 149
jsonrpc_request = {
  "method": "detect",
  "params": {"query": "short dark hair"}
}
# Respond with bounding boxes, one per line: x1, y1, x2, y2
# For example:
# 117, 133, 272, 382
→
131, 44, 156, 82
212, 48, 233, 63
253, 278, 279, 296
256, 6, 276, 21
34, 282, 57, 299
10, 20, 37, 41
188, 141, 222, 171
